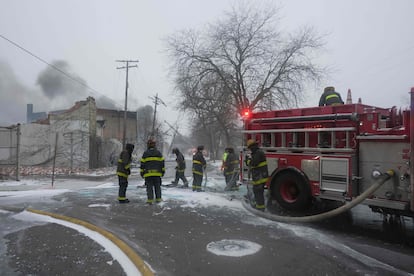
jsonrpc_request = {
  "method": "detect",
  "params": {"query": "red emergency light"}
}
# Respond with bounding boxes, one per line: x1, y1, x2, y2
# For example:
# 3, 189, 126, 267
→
242, 109, 251, 119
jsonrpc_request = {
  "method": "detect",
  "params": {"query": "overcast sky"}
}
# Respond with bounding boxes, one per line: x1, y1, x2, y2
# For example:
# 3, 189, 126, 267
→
1, 0, 413, 133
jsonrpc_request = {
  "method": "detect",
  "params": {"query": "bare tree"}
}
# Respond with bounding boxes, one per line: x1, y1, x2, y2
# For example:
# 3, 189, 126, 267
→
166, 3, 326, 115
177, 73, 239, 146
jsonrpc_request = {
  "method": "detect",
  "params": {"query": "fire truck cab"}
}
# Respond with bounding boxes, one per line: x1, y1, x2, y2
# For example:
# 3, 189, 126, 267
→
241, 89, 414, 217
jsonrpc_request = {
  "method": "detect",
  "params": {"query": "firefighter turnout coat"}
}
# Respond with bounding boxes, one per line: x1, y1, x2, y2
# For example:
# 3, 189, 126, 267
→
249, 144, 268, 186
140, 148, 165, 178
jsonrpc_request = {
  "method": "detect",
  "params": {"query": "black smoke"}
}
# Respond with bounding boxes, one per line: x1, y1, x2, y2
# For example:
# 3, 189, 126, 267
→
95, 95, 118, 109
36, 60, 87, 100
0, 58, 123, 126
0, 60, 43, 125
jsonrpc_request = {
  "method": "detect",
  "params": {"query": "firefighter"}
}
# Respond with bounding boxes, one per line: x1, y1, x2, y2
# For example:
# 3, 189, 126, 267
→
192, 145, 206, 192
246, 139, 268, 211
221, 147, 229, 172
318, 86, 344, 106
116, 143, 134, 203
140, 139, 165, 204
171, 147, 189, 188
223, 147, 239, 191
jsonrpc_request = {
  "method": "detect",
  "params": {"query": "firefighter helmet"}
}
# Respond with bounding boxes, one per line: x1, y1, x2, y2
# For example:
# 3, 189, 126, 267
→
246, 139, 257, 148
126, 143, 134, 152
172, 147, 179, 154
324, 86, 335, 92
197, 145, 204, 151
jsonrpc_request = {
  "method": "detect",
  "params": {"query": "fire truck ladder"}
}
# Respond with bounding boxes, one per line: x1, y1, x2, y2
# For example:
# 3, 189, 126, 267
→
243, 127, 356, 153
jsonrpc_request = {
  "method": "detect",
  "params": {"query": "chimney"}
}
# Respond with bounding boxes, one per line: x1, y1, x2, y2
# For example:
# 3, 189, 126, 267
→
346, 89, 352, 104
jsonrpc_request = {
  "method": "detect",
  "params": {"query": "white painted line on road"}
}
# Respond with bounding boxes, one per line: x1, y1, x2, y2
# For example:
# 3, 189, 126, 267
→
14, 209, 153, 276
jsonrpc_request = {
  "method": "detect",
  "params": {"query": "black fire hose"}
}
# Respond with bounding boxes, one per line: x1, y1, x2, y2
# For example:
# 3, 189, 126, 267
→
242, 170, 394, 223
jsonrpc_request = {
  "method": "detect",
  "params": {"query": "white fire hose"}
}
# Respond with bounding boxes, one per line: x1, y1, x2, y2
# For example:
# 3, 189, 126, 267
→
242, 170, 395, 223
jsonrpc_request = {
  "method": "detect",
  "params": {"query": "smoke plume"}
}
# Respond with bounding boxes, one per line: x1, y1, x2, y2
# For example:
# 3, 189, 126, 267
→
36, 60, 87, 101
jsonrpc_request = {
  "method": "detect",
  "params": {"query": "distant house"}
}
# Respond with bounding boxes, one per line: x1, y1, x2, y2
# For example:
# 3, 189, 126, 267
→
95, 108, 138, 144
22, 97, 139, 169
27, 98, 138, 145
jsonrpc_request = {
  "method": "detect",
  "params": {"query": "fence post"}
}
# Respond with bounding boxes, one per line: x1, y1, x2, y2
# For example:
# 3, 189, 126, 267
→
51, 132, 58, 187
70, 132, 73, 174
16, 123, 21, 181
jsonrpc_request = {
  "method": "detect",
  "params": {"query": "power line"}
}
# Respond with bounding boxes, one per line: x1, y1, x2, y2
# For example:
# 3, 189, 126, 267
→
0, 33, 101, 96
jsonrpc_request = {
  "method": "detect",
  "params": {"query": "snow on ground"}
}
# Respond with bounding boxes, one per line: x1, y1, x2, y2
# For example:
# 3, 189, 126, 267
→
12, 210, 141, 276
0, 161, 251, 275
0, 161, 405, 275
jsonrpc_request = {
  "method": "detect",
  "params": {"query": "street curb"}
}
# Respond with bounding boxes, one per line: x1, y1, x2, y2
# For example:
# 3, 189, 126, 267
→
26, 208, 154, 276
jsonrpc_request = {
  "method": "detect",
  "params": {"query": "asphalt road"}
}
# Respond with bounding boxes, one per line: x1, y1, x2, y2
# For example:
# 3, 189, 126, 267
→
1, 162, 414, 275
1, 190, 358, 276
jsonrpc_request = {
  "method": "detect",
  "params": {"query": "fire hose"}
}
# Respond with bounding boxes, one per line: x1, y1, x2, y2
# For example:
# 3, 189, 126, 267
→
242, 170, 395, 223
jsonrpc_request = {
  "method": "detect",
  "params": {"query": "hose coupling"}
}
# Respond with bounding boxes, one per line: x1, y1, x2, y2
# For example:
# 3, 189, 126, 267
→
385, 170, 395, 177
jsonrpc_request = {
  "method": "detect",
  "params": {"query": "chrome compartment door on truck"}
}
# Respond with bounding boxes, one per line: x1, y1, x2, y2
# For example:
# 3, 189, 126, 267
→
320, 157, 349, 196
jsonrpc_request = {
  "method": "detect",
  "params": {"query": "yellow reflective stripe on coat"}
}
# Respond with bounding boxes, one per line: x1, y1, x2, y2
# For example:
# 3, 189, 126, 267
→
118, 159, 131, 169
141, 156, 165, 162
192, 170, 203, 175
251, 161, 267, 169
252, 177, 268, 185
193, 160, 203, 165
144, 172, 163, 177
116, 172, 129, 178
256, 204, 265, 209
326, 94, 339, 100
143, 169, 163, 177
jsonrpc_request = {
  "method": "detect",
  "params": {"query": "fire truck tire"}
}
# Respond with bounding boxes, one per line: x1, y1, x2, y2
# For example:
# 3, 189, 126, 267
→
272, 171, 312, 211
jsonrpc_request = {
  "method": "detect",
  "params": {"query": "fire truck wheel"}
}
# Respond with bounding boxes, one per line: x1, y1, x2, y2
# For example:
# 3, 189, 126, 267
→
272, 171, 312, 212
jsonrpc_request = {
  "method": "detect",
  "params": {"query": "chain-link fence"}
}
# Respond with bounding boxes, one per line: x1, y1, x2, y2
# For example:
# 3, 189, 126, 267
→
0, 123, 121, 180
0, 124, 20, 180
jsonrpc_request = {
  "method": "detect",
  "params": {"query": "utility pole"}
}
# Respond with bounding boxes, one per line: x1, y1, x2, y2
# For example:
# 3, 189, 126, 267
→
164, 119, 192, 153
164, 120, 179, 154
149, 93, 166, 138
116, 60, 138, 148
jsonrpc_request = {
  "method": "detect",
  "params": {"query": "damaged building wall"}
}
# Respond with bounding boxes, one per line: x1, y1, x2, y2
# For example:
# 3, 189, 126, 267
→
96, 108, 138, 145
1, 97, 140, 178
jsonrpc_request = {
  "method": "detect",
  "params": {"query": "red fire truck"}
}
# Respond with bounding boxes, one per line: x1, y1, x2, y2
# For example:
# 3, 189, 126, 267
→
241, 88, 414, 218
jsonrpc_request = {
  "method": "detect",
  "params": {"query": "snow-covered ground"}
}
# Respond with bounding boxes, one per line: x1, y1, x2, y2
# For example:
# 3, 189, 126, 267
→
0, 161, 252, 276
1, 161, 413, 276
